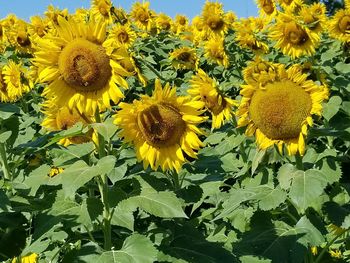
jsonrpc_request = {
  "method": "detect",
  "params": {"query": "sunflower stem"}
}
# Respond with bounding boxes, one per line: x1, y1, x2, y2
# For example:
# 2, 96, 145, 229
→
94, 108, 111, 250
0, 143, 11, 180
314, 228, 349, 263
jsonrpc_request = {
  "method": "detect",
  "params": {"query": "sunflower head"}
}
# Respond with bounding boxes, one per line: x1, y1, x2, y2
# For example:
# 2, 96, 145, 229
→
257, 0, 277, 18
298, 3, 327, 33
243, 57, 277, 86
34, 15, 129, 115
189, 69, 237, 129
270, 13, 319, 58
114, 79, 206, 172
169, 47, 198, 70
28, 16, 49, 39
130, 2, 154, 31
91, 0, 113, 23
237, 61, 328, 155
103, 23, 136, 52
328, 9, 350, 43
204, 36, 229, 68
156, 13, 172, 32
44, 5, 68, 26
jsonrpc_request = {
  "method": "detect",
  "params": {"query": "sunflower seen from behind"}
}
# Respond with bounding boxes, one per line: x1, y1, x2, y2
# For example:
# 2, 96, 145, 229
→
114, 79, 207, 172
33, 15, 130, 115
188, 69, 237, 129
237, 61, 328, 156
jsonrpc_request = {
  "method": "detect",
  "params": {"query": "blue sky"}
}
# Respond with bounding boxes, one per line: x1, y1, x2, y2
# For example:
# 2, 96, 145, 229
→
0, 1, 258, 20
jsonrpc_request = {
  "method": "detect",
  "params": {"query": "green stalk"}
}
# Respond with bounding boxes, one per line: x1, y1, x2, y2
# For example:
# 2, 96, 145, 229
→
94, 109, 111, 250
0, 143, 11, 180
314, 228, 349, 263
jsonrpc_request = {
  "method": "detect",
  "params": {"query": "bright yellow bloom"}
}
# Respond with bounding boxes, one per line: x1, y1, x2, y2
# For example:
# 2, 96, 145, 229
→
311, 246, 318, 256
7, 19, 32, 53
49, 167, 64, 177
44, 5, 68, 27
298, 3, 327, 33
270, 13, 320, 58
41, 102, 96, 147
328, 8, 350, 43
277, 0, 303, 12
169, 47, 198, 71
114, 79, 207, 172
237, 61, 328, 156
130, 2, 155, 31
201, 1, 228, 37
104, 23, 136, 51
28, 16, 50, 40
0, 61, 33, 103
33, 15, 130, 115
189, 69, 237, 129
155, 13, 173, 33
329, 249, 342, 259
12, 253, 38, 263
91, 0, 113, 24
257, 0, 277, 19
234, 17, 269, 54
204, 36, 229, 68
173, 14, 189, 35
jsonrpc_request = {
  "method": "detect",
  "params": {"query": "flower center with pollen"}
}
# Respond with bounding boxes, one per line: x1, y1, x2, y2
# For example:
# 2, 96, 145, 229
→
137, 103, 186, 148
249, 80, 312, 140
207, 16, 224, 31
338, 15, 350, 33
117, 31, 129, 43
202, 93, 226, 115
284, 22, 309, 45
58, 38, 112, 92
262, 0, 274, 15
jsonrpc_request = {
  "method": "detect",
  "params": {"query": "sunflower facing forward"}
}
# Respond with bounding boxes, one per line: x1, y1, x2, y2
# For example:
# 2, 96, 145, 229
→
237, 61, 328, 155
188, 69, 237, 129
328, 8, 350, 43
114, 79, 207, 172
33, 15, 130, 115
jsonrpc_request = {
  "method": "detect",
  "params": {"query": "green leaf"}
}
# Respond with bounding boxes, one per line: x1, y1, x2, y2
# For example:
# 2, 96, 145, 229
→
251, 149, 266, 175
0, 189, 11, 212
0, 131, 12, 143
335, 62, 350, 74
22, 164, 52, 196
97, 234, 157, 263
52, 142, 95, 166
323, 96, 342, 121
277, 164, 299, 190
0, 103, 20, 119
323, 202, 350, 229
91, 118, 118, 141
61, 156, 115, 197
289, 169, 328, 213
110, 206, 134, 231
253, 185, 287, 211
295, 216, 324, 247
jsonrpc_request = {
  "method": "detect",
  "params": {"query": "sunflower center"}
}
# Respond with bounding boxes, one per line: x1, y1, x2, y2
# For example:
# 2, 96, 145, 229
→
177, 51, 192, 62
207, 16, 224, 31
262, 0, 274, 15
338, 15, 350, 33
202, 93, 226, 115
17, 32, 31, 47
284, 22, 309, 45
282, 0, 293, 5
137, 103, 186, 148
117, 31, 129, 43
99, 4, 109, 16
58, 38, 112, 92
249, 80, 312, 140
136, 10, 149, 23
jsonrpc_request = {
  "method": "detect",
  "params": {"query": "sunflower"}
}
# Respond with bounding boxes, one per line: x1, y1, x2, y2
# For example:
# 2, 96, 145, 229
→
0, 61, 33, 102
110, 45, 147, 86
12, 253, 38, 263
224, 11, 237, 29
103, 23, 136, 52
28, 16, 49, 40
173, 14, 189, 35
298, 3, 327, 33
242, 56, 278, 86
44, 5, 69, 27
191, 16, 207, 43
257, 0, 277, 19
201, 1, 228, 36
237, 62, 328, 155
234, 17, 269, 54
7, 19, 32, 53
204, 36, 229, 68
91, 0, 113, 24
41, 102, 97, 147
277, 0, 303, 12
328, 8, 350, 43
155, 13, 173, 33
269, 13, 320, 58
33, 15, 130, 115
188, 69, 237, 129
114, 79, 207, 172
130, 2, 155, 31
169, 47, 198, 71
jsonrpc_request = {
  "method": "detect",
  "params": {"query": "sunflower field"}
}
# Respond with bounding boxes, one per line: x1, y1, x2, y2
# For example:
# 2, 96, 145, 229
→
0, 0, 350, 262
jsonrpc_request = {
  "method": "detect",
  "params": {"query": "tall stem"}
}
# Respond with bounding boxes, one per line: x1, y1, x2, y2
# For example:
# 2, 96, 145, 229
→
94, 109, 111, 250
0, 143, 11, 180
